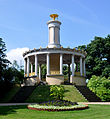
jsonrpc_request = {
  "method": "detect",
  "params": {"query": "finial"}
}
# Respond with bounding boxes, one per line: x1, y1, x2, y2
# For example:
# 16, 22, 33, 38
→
50, 14, 58, 21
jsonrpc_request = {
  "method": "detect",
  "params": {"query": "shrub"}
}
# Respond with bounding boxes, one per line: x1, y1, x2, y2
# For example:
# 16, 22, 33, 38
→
87, 75, 110, 101
50, 85, 65, 100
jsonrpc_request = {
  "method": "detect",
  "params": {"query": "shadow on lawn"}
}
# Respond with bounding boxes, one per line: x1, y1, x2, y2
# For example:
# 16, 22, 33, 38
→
36, 85, 69, 103
32, 85, 54, 103
0, 105, 27, 115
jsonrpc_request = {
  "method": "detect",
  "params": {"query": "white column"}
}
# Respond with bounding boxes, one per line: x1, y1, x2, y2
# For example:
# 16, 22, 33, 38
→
39, 64, 41, 81
24, 58, 26, 76
53, 27, 55, 43
80, 57, 83, 76
83, 59, 86, 77
47, 54, 50, 75
27, 57, 30, 77
68, 64, 70, 82
35, 55, 38, 76
60, 54, 63, 75
31, 63, 33, 74
71, 55, 75, 76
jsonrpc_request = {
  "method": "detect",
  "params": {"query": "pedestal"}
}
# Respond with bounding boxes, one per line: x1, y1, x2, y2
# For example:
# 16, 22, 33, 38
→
70, 75, 86, 86
46, 74, 64, 85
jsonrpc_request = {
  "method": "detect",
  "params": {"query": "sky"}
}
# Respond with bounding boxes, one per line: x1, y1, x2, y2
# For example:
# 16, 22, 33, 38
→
0, 0, 110, 65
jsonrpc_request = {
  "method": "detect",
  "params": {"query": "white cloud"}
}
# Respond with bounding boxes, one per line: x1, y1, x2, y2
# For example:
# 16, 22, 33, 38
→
6, 47, 29, 66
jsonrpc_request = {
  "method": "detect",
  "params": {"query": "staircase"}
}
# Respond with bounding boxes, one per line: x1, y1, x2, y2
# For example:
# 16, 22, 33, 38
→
75, 86, 101, 102
10, 86, 36, 103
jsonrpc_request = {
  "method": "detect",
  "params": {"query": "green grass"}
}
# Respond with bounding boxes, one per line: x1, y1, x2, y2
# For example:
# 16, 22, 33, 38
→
0, 105, 110, 119
26, 85, 87, 103
0, 85, 20, 103
63, 85, 87, 102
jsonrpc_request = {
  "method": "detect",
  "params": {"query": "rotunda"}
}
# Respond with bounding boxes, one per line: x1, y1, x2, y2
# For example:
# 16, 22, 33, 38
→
23, 14, 86, 86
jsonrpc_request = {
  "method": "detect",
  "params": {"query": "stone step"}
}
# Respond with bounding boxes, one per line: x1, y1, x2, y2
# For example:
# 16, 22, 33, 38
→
75, 86, 101, 102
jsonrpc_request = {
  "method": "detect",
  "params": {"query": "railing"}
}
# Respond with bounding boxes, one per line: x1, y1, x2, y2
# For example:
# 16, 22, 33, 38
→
25, 72, 84, 77
50, 71, 60, 75
29, 72, 35, 76
25, 72, 35, 77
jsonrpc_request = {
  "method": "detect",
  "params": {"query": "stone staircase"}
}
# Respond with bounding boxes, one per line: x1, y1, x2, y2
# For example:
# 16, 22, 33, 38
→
75, 86, 101, 102
10, 86, 36, 103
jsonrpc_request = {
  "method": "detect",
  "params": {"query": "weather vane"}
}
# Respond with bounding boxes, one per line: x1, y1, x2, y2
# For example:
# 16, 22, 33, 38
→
50, 14, 58, 21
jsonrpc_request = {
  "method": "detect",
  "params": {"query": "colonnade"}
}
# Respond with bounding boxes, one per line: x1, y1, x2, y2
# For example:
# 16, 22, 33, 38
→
24, 54, 86, 78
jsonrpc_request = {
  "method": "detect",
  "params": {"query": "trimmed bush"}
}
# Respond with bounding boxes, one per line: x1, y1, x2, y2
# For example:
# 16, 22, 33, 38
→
50, 85, 65, 100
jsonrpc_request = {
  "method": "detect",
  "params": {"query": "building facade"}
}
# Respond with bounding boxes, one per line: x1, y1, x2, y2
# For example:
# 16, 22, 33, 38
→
23, 14, 86, 86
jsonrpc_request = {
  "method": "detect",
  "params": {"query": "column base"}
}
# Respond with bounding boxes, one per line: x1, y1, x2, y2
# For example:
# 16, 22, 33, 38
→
46, 74, 64, 85
70, 75, 86, 86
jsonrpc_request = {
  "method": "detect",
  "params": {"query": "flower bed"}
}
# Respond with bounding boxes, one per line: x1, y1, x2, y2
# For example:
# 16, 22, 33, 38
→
28, 101, 88, 111
39, 100, 78, 106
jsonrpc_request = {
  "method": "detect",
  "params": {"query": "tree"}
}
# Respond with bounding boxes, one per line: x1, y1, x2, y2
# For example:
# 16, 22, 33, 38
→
41, 64, 47, 78
12, 60, 19, 69
77, 35, 110, 79
63, 65, 68, 76
0, 38, 11, 99
3, 61, 24, 84
15, 69, 24, 84
0, 39, 24, 100
0, 38, 10, 81
11, 60, 24, 84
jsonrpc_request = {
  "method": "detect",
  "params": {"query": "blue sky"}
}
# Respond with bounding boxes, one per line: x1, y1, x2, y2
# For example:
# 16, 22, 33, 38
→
0, 0, 110, 63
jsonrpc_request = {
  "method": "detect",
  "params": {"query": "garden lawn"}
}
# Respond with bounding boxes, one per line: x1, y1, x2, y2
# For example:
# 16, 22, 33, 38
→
0, 105, 110, 119
26, 85, 87, 103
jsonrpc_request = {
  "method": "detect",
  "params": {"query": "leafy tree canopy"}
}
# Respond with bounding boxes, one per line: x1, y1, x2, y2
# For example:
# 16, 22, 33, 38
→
0, 38, 10, 81
77, 35, 110, 79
